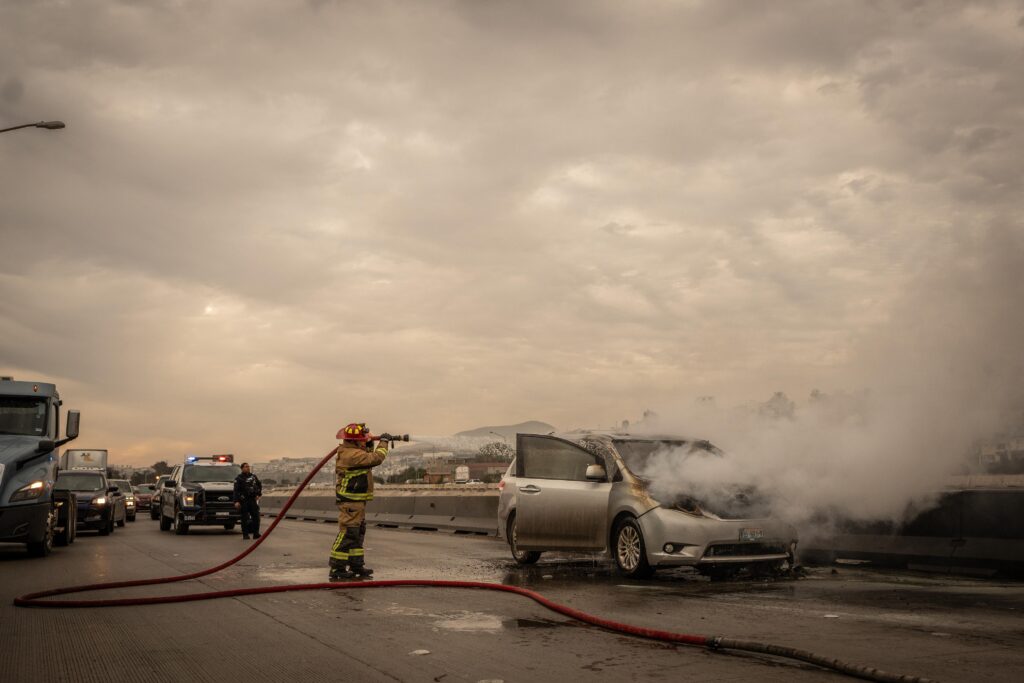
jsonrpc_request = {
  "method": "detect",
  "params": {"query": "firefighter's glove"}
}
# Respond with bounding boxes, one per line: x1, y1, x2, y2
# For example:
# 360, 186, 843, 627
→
379, 433, 393, 442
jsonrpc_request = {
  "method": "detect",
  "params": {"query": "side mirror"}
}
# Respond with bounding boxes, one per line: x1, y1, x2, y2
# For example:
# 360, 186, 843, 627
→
36, 439, 56, 453
162, 480, 175, 488
107, 486, 118, 493
65, 411, 80, 440
585, 464, 607, 482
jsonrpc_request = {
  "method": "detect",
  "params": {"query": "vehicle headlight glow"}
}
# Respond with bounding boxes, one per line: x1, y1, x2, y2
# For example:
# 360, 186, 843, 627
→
10, 480, 46, 502
183, 493, 195, 506
93, 496, 107, 506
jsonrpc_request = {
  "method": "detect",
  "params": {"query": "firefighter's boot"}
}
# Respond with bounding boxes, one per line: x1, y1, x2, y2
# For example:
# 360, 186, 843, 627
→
329, 566, 355, 581
350, 563, 374, 579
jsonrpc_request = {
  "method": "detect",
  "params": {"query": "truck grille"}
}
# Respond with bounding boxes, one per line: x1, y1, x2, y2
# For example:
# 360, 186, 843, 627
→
199, 491, 235, 512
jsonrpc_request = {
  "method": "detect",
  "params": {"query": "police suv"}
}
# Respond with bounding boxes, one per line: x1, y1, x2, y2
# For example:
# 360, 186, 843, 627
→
158, 455, 241, 535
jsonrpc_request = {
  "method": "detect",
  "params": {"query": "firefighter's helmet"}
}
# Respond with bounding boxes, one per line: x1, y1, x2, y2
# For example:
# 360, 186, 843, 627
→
338, 422, 370, 442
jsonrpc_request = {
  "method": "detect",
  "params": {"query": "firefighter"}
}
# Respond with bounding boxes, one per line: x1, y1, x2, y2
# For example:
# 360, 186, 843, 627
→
233, 462, 263, 540
329, 422, 390, 581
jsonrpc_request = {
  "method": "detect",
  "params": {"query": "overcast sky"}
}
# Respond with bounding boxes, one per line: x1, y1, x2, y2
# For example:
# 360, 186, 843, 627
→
2, 1, 1022, 466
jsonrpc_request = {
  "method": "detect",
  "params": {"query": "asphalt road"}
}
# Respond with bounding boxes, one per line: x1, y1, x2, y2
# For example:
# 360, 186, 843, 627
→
1, 515, 1023, 683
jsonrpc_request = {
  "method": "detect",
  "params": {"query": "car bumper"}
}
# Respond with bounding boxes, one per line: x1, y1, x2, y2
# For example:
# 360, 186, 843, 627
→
180, 509, 241, 525
76, 506, 108, 529
638, 507, 798, 568
0, 501, 50, 543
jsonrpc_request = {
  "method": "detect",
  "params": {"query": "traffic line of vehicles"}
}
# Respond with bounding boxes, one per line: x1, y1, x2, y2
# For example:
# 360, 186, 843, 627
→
0, 377, 244, 558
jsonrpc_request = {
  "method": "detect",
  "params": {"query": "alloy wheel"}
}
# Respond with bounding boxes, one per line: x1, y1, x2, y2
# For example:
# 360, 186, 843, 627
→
617, 525, 641, 571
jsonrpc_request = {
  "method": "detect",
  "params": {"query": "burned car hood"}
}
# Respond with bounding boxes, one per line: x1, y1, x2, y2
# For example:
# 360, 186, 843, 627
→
639, 480, 774, 521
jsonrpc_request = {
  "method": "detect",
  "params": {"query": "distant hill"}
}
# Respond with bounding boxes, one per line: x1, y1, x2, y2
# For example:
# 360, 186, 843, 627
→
455, 421, 557, 442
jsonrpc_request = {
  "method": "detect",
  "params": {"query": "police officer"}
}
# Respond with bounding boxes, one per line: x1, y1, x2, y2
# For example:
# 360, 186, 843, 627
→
233, 462, 263, 540
330, 423, 389, 581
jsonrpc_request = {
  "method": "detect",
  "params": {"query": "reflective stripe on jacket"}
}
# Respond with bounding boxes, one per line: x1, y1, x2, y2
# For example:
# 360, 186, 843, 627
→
335, 443, 388, 502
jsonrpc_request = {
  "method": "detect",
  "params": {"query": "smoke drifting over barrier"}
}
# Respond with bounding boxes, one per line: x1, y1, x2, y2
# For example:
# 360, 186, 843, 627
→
638, 226, 1024, 532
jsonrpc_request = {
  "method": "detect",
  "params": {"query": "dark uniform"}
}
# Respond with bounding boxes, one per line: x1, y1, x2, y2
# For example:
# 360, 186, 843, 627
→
330, 438, 388, 579
233, 470, 263, 539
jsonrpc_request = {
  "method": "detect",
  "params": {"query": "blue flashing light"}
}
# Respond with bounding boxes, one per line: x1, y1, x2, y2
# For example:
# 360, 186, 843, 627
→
186, 455, 198, 463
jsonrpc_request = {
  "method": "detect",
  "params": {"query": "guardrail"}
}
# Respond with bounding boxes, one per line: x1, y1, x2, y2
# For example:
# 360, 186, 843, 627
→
260, 493, 500, 535
263, 488, 1024, 573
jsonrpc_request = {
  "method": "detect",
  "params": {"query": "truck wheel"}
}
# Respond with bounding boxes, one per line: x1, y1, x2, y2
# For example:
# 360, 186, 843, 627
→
508, 514, 541, 565
55, 519, 72, 546
613, 516, 654, 579
27, 512, 55, 557
151, 508, 160, 520
128, 513, 136, 522
159, 508, 172, 531
174, 510, 189, 535
223, 522, 236, 531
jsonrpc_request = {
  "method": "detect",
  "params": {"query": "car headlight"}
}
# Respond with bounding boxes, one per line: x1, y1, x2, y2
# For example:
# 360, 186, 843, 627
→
10, 481, 47, 502
93, 496, 108, 506
183, 493, 195, 507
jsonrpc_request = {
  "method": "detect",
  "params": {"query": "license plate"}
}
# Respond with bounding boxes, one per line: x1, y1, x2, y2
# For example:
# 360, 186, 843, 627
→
216, 512, 229, 517
184, 514, 196, 521
740, 528, 763, 542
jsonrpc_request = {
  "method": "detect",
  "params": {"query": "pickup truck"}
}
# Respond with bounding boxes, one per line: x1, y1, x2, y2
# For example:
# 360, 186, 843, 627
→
159, 455, 242, 534
0, 377, 81, 556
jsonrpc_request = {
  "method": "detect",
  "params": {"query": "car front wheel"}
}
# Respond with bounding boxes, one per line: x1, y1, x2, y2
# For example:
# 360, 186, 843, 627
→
508, 514, 541, 565
613, 517, 653, 579
174, 509, 189, 535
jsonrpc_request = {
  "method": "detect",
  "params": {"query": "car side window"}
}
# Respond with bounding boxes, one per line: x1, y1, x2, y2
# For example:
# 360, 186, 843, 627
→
518, 435, 602, 482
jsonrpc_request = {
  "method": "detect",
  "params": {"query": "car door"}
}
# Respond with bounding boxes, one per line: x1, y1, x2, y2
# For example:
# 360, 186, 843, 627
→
514, 434, 612, 550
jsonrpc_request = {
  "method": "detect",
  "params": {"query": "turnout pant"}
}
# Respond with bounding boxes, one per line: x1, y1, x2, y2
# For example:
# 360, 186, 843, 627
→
330, 501, 367, 569
239, 498, 261, 536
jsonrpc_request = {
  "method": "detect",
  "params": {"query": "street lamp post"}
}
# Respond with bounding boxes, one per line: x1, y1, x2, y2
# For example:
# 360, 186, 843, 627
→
488, 431, 507, 444
0, 120, 66, 134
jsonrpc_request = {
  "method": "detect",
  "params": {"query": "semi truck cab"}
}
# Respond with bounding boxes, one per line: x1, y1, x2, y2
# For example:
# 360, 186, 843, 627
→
0, 377, 81, 556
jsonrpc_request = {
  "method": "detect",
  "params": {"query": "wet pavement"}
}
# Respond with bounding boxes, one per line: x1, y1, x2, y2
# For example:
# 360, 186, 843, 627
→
1, 517, 1023, 682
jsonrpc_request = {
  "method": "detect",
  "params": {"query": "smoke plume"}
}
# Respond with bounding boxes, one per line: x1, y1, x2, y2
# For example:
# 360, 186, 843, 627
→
638, 225, 1024, 534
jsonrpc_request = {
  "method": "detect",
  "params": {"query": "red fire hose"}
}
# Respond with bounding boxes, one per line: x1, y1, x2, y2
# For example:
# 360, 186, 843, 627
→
15, 447, 936, 683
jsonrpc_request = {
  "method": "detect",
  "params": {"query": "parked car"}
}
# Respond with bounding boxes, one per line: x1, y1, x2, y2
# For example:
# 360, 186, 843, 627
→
108, 479, 137, 522
150, 476, 171, 519
497, 432, 798, 579
133, 484, 156, 513
54, 470, 126, 535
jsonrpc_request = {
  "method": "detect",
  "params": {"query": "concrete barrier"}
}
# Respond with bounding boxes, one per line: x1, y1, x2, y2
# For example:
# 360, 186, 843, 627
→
409, 496, 458, 530
452, 496, 499, 535
803, 489, 1024, 572
259, 493, 499, 534
366, 496, 416, 528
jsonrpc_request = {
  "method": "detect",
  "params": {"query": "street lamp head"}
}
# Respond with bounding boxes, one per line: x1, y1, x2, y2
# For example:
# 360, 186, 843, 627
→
35, 121, 65, 130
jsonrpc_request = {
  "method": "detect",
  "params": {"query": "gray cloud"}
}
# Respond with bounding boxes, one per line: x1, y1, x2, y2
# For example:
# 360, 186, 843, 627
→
1, 0, 1022, 464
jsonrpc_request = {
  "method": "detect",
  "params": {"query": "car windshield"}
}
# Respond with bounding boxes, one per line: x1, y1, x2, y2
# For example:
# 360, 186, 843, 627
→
183, 464, 241, 483
110, 480, 132, 492
614, 439, 719, 475
55, 473, 105, 491
0, 397, 48, 437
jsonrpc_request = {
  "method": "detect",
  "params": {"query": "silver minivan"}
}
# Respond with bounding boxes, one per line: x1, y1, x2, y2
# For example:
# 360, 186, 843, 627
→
498, 432, 798, 579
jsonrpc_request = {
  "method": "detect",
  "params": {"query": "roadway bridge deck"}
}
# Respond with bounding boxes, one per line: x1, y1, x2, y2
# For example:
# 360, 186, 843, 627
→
2, 517, 1023, 682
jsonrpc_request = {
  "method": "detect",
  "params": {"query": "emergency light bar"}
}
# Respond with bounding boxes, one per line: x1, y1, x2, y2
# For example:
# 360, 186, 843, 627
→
184, 454, 235, 464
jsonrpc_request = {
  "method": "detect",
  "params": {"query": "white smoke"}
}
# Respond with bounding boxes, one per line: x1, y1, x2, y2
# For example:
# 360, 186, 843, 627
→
637, 225, 1024, 534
